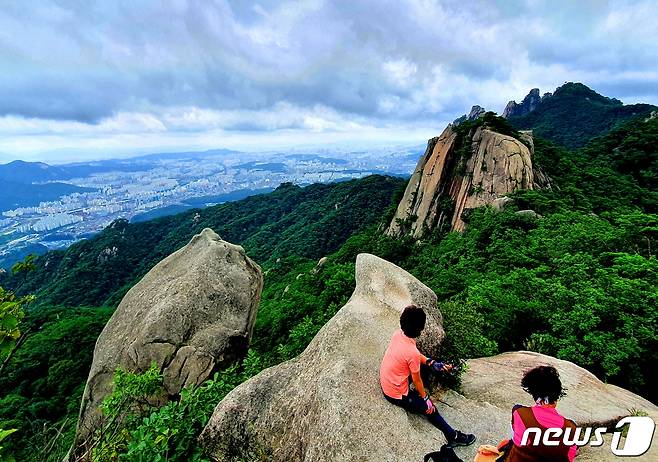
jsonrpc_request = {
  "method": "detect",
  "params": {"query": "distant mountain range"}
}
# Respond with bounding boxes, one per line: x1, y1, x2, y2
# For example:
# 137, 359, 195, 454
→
0, 157, 161, 183
0, 181, 91, 208
0, 172, 94, 212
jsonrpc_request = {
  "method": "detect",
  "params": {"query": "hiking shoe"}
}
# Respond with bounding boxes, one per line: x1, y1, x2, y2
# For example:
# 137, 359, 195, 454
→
447, 430, 476, 448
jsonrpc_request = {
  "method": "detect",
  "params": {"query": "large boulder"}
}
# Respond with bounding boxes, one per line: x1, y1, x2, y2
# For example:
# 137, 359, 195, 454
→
71, 228, 263, 456
441, 351, 658, 461
200, 253, 445, 461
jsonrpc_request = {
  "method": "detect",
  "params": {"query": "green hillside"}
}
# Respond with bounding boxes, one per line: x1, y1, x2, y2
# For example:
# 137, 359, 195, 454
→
1, 175, 404, 308
508, 82, 656, 148
0, 175, 405, 461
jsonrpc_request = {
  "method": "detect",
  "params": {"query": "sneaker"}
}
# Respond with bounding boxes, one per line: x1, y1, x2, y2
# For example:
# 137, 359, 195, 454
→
447, 430, 476, 448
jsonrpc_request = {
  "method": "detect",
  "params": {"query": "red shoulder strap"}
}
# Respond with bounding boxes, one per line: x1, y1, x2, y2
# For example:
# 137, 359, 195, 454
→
516, 406, 543, 429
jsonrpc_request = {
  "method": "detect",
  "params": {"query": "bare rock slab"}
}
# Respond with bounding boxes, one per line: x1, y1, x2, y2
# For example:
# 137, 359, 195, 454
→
442, 351, 658, 461
200, 253, 445, 461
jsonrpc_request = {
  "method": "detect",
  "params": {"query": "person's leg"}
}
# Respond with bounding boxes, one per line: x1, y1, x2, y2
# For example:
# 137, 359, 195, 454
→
401, 389, 457, 442
384, 391, 475, 447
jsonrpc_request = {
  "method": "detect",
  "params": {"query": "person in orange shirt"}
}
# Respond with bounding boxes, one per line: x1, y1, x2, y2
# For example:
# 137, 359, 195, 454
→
380, 305, 476, 448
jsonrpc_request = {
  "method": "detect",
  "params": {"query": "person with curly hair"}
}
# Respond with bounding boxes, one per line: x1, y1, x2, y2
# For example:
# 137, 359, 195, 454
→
380, 305, 476, 449
505, 365, 578, 462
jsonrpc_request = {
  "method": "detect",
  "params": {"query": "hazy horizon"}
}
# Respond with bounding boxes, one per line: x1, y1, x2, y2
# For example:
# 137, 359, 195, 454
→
1, 0, 657, 162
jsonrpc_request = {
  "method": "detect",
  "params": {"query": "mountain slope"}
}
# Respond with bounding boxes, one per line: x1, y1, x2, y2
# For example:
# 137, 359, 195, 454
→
0, 160, 71, 183
1, 175, 404, 307
507, 82, 656, 148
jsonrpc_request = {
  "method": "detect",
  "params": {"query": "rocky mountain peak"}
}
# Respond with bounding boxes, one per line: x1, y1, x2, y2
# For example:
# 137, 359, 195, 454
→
502, 87, 542, 118
386, 117, 537, 237
452, 104, 487, 125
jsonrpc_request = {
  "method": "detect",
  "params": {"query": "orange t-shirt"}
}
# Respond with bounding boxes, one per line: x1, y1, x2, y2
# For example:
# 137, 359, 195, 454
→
380, 329, 422, 399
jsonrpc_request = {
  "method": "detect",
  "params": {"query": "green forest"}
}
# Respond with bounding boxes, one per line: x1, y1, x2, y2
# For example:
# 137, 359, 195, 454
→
0, 90, 657, 461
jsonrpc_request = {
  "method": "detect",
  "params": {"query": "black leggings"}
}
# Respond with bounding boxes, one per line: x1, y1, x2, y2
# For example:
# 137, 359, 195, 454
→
384, 388, 456, 441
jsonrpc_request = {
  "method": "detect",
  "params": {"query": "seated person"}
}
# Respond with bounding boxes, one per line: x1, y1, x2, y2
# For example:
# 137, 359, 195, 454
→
506, 365, 577, 461
380, 304, 476, 448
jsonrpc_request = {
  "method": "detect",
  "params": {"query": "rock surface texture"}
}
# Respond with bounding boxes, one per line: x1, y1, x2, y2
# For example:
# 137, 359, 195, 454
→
71, 228, 263, 456
386, 124, 535, 236
445, 351, 658, 461
200, 253, 445, 462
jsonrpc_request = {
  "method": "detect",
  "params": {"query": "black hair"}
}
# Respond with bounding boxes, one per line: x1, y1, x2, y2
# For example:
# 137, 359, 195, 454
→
521, 365, 565, 403
400, 305, 426, 338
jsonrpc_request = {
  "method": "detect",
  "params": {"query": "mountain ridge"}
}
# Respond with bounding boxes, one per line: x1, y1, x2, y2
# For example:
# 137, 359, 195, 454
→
0, 175, 404, 307
505, 82, 657, 148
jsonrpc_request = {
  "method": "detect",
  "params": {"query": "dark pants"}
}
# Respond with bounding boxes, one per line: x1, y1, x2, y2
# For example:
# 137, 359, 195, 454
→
384, 388, 456, 441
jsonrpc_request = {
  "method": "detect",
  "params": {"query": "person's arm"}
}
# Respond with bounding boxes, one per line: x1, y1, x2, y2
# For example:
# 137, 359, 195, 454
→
411, 369, 434, 414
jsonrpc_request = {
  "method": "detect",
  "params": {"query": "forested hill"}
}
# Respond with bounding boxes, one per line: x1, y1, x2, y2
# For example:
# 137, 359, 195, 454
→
507, 82, 656, 148
0, 175, 404, 308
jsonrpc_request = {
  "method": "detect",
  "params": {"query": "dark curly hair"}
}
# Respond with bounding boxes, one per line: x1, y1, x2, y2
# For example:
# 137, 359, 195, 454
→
521, 365, 566, 403
400, 305, 426, 338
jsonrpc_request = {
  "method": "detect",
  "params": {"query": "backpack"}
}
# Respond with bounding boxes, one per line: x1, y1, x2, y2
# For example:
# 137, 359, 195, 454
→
424, 444, 463, 462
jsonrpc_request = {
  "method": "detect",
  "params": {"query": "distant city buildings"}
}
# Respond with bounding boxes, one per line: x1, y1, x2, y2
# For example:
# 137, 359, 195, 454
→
0, 147, 420, 266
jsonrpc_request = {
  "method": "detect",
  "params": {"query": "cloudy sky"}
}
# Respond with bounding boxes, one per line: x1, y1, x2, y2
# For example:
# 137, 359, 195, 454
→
0, 0, 657, 162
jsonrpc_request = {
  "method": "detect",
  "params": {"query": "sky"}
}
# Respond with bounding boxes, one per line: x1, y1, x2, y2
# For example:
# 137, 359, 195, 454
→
0, 0, 657, 163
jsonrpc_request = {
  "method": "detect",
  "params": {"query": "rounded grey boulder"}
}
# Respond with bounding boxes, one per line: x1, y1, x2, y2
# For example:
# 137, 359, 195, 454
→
71, 228, 262, 457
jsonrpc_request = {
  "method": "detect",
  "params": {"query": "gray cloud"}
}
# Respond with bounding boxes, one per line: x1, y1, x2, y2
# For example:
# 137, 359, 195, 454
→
0, 0, 656, 157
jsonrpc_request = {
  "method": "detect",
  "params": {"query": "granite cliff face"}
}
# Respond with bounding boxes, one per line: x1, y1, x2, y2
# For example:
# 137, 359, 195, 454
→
386, 122, 536, 237
70, 228, 263, 459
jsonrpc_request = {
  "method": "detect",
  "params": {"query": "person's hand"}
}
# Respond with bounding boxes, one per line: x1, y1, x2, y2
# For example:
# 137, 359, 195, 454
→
424, 395, 435, 414
428, 358, 453, 373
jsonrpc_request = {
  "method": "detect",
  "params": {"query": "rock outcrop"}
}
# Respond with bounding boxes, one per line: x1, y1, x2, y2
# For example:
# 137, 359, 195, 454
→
444, 351, 658, 461
453, 105, 487, 125
503, 88, 543, 118
71, 228, 263, 456
386, 123, 535, 237
200, 253, 657, 462
200, 253, 445, 461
